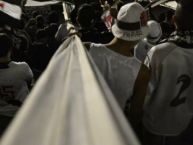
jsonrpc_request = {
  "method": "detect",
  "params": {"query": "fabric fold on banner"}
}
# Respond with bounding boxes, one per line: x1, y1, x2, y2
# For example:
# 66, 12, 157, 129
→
0, 35, 140, 145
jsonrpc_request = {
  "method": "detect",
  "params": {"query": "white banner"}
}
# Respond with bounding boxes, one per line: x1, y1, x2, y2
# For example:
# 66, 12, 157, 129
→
160, 1, 177, 10
25, 0, 60, 7
0, 35, 140, 145
150, 0, 169, 8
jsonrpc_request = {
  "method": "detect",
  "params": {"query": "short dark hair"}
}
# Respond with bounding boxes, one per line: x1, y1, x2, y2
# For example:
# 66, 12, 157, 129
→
77, 4, 95, 28
175, 0, 193, 31
0, 33, 12, 57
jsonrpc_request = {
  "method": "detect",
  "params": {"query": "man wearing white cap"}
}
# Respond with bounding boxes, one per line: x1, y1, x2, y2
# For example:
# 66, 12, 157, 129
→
134, 20, 162, 62
88, 2, 149, 109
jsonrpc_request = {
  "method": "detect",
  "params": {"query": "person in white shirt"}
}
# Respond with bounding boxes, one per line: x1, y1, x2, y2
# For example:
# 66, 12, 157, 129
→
134, 20, 162, 62
130, 0, 193, 144
88, 2, 149, 109
0, 33, 33, 136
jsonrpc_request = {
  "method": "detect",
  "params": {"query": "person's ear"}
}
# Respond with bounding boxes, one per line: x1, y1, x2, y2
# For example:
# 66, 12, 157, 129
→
76, 16, 80, 26
172, 15, 178, 29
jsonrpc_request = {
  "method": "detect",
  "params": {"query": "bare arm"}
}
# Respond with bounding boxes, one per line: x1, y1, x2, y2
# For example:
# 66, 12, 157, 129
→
84, 42, 91, 51
129, 64, 150, 128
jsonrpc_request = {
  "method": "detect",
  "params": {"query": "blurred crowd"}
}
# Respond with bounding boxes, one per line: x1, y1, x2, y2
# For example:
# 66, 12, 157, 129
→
1, 0, 193, 145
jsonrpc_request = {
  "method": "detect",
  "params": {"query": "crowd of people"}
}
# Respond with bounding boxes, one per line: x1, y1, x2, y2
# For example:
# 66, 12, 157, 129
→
0, 0, 193, 144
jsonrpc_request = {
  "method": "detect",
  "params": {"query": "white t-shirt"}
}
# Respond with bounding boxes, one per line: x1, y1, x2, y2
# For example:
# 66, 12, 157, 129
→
143, 42, 193, 136
89, 43, 141, 109
0, 61, 33, 116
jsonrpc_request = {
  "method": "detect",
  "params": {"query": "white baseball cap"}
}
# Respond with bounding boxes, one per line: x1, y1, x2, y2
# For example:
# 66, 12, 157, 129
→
112, 2, 149, 41
146, 20, 162, 43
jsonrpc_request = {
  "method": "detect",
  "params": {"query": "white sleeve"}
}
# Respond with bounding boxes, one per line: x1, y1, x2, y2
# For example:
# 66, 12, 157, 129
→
22, 62, 33, 82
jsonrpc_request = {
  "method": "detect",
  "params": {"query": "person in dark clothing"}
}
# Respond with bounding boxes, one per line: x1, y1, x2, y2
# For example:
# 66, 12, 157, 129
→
76, 3, 101, 43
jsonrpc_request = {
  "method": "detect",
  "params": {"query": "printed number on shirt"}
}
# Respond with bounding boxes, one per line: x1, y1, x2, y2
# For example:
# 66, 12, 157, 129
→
170, 75, 191, 107
0, 86, 14, 102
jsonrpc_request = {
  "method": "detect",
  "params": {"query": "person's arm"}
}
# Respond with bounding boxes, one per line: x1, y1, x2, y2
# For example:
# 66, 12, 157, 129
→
84, 42, 91, 51
129, 63, 151, 128
23, 62, 34, 90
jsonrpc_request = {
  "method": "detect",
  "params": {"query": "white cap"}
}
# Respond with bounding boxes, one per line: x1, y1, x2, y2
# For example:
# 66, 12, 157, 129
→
111, 2, 149, 41
146, 20, 162, 43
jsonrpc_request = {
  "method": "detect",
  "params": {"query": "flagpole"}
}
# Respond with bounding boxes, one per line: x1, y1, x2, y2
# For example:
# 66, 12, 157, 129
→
62, 0, 76, 34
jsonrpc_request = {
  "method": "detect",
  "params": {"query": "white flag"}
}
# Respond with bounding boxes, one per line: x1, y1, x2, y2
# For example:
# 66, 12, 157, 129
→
25, 0, 60, 7
0, 0, 22, 20
160, 1, 177, 10
150, 0, 170, 8
0, 35, 140, 145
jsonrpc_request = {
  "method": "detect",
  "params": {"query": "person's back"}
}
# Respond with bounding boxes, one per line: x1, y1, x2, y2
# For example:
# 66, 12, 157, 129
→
130, 0, 193, 144
90, 43, 141, 108
143, 41, 193, 135
0, 33, 33, 136
89, 2, 148, 109
0, 61, 33, 106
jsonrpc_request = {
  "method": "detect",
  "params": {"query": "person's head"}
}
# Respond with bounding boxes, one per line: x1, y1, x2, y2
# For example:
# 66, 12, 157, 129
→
111, 2, 149, 42
173, 0, 193, 31
27, 18, 36, 27
0, 33, 12, 57
47, 23, 58, 36
146, 20, 162, 44
32, 11, 39, 18
36, 15, 45, 28
47, 11, 59, 24
76, 4, 95, 29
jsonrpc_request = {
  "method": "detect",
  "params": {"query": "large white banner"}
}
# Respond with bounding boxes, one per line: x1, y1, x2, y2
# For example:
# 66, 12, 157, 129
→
0, 35, 140, 145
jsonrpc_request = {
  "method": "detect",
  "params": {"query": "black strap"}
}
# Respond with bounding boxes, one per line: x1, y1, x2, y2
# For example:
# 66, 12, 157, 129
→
117, 21, 141, 31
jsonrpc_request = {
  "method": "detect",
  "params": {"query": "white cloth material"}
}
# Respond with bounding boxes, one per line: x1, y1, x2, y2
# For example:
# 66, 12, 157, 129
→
134, 38, 154, 62
25, 0, 60, 7
89, 43, 141, 109
0, 62, 33, 117
151, 0, 169, 8
143, 42, 193, 136
160, 1, 177, 10
0, 0, 22, 20
0, 35, 140, 145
